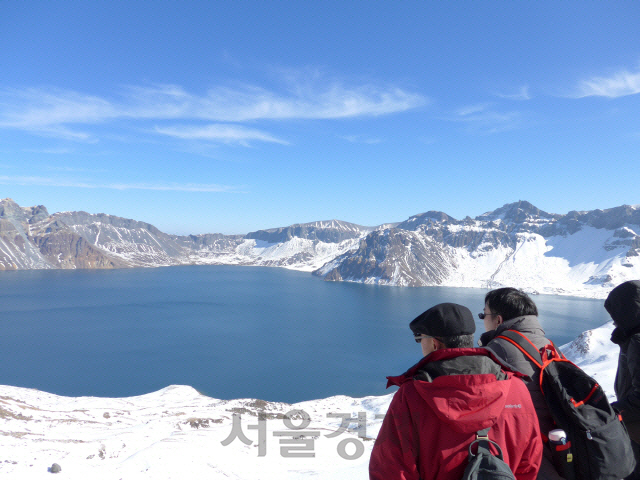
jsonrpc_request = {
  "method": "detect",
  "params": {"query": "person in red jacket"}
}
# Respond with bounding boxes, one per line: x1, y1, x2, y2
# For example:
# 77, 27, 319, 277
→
369, 303, 542, 480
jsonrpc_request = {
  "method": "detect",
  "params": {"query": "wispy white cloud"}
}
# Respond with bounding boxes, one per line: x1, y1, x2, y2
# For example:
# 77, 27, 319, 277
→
455, 103, 494, 116
42, 166, 108, 173
24, 147, 76, 155
340, 134, 383, 144
495, 85, 531, 100
24, 125, 96, 141
108, 182, 243, 192
451, 103, 521, 134
575, 68, 640, 98
0, 87, 116, 140
0, 88, 117, 126
0, 75, 427, 144
0, 175, 242, 192
127, 82, 426, 121
154, 124, 289, 146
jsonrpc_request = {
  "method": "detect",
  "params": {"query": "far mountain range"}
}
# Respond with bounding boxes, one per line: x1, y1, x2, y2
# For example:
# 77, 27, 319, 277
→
1, 198, 639, 297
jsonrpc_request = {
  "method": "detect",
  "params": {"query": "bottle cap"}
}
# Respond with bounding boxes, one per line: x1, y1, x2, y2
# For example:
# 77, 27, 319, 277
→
548, 429, 567, 442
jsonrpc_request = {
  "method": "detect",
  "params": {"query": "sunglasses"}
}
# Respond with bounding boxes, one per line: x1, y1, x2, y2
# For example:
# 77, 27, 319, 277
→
478, 312, 499, 320
413, 333, 442, 343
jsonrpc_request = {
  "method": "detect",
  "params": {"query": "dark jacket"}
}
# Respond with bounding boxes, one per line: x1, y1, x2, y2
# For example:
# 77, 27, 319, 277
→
479, 316, 565, 480
605, 280, 640, 440
369, 348, 542, 480
478, 315, 555, 436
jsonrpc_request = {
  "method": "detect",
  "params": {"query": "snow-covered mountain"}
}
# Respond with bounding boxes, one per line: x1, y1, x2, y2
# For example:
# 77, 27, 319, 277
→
181, 219, 376, 271
0, 198, 375, 272
316, 201, 640, 298
0, 320, 620, 479
2, 198, 640, 297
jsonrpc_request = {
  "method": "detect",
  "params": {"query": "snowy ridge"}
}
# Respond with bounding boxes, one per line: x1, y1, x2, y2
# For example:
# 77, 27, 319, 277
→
1, 198, 640, 298
0, 321, 620, 479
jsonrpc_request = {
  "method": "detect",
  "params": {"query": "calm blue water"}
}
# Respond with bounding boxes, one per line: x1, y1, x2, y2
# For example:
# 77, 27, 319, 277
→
0, 266, 612, 403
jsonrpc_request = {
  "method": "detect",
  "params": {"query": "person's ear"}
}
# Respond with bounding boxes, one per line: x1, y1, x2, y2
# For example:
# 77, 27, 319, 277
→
495, 315, 503, 326
433, 338, 444, 351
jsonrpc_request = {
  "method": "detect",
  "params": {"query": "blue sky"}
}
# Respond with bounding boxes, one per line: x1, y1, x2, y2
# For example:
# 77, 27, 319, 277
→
1, 1, 639, 235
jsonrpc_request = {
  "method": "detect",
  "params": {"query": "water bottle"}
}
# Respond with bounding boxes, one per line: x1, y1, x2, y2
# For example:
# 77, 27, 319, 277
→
548, 429, 575, 480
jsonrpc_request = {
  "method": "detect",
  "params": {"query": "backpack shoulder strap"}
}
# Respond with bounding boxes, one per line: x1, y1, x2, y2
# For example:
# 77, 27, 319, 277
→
464, 427, 516, 480
469, 427, 504, 459
495, 330, 543, 369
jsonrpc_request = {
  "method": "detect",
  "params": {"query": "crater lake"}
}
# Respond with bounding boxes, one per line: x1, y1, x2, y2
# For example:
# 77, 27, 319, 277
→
0, 266, 612, 403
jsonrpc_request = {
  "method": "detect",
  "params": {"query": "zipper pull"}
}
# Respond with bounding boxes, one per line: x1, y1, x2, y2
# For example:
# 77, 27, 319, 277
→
586, 430, 593, 440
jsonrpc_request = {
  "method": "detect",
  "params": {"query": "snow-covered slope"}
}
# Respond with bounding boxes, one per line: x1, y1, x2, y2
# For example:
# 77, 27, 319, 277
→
183, 220, 373, 272
0, 321, 619, 479
0, 386, 391, 479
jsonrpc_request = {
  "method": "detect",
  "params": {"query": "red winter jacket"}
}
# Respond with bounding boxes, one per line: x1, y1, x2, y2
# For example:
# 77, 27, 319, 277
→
369, 348, 542, 480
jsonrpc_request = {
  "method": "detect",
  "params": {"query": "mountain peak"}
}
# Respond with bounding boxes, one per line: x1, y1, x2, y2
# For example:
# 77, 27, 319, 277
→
477, 200, 554, 223
0, 198, 49, 223
0, 198, 22, 219
396, 210, 456, 231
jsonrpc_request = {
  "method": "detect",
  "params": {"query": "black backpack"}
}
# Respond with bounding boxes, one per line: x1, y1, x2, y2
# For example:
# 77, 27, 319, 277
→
462, 426, 516, 480
494, 330, 636, 480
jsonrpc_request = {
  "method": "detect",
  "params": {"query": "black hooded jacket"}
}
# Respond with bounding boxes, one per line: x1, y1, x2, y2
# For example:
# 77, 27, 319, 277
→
605, 280, 640, 426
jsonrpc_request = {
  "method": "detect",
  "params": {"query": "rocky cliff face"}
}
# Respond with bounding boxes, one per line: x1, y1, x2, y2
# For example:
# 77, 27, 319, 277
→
2, 198, 639, 297
318, 228, 456, 286
0, 201, 134, 270
28, 219, 128, 269
53, 211, 187, 267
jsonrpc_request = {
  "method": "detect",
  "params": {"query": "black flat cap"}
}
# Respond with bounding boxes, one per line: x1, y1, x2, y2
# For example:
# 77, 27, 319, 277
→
410, 302, 476, 337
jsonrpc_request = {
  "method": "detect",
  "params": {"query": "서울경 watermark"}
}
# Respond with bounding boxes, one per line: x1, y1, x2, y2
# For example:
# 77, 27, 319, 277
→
221, 409, 385, 459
